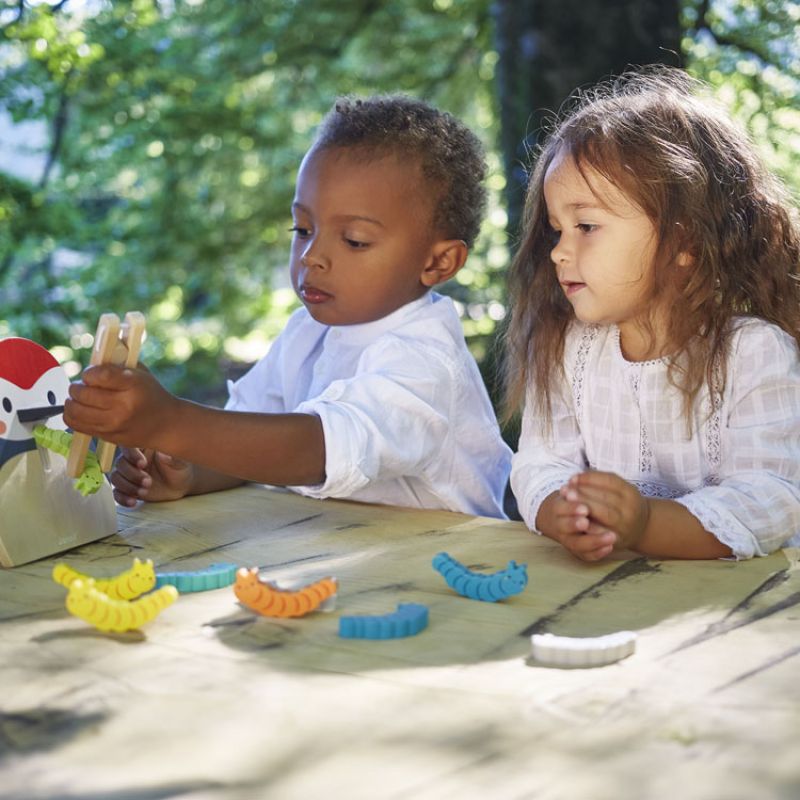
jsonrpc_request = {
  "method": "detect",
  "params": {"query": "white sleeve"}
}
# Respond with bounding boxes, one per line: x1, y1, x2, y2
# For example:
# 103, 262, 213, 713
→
510, 374, 588, 533
224, 334, 288, 414
676, 324, 800, 558
290, 337, 452, 500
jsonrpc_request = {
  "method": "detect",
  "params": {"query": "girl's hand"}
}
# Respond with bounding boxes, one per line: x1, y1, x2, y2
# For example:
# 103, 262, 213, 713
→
536, 490, 618, 562
110, 447, 194, 506
563, 471, 650, 551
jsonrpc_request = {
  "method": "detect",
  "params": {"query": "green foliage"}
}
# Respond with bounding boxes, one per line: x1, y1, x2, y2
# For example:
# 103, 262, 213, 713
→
682, 0, 800, 195
1, 0, 798, 409
1, 0, 503, 401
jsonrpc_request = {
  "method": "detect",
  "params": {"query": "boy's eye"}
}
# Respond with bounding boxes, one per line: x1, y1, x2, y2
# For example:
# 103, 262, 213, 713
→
289, 225, 311, 237
577, 223, 598, 233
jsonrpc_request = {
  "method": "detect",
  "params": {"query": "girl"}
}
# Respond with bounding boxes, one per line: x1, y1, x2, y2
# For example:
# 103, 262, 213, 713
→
505, 66, 800, 561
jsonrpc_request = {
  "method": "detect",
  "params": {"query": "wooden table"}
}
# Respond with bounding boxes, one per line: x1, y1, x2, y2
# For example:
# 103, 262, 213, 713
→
1, 485, 798, 799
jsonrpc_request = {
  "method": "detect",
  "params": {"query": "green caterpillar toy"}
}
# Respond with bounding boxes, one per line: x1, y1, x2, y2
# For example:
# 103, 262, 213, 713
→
33, 426, 105, 496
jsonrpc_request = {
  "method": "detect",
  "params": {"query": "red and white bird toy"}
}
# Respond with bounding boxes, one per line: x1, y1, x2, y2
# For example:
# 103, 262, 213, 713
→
0, 325, 126, 568
0, 337, 70, 470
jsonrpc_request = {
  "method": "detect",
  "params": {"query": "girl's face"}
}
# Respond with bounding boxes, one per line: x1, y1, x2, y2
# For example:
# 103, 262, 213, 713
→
544, 150, 662, 360
289, 147, 440, 326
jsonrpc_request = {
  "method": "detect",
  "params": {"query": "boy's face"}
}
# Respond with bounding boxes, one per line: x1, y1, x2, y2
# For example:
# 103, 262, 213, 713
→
289, 147, 440, 326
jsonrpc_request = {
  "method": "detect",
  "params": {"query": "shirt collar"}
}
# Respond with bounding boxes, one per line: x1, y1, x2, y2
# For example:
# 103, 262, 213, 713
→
325, 293, 435, 347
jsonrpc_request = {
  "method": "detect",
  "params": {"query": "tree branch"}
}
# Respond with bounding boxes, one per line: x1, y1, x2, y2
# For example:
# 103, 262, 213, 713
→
39, 78, 70, 189
694, 1, 794, 74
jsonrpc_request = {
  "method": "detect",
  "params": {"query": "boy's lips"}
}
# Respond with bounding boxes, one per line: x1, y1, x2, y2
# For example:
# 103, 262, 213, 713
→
300, 284, 333, 304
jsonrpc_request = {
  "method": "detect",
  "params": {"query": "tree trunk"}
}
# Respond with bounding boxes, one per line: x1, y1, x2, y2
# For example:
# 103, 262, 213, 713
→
492, 0, 683, 240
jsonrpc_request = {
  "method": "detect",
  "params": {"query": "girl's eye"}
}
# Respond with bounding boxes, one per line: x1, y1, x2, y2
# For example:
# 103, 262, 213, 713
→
345, 237, 370, 249
577, 223, 598, 233
289, 225, 311, 237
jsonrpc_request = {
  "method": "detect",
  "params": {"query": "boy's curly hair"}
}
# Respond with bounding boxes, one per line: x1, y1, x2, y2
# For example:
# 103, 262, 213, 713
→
313, 95, 487, 248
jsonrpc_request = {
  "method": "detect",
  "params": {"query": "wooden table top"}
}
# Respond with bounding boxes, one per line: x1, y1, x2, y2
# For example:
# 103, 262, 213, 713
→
1, 485, 798, 799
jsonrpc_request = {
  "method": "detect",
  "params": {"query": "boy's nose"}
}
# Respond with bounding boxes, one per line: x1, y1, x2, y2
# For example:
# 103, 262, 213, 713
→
301, 243, 331, 271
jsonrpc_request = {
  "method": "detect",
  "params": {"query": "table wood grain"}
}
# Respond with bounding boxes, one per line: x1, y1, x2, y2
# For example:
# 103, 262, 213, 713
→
1, 485, 798, 799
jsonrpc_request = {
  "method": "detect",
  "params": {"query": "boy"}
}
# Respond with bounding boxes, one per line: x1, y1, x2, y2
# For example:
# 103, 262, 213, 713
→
64, 96, 512, 518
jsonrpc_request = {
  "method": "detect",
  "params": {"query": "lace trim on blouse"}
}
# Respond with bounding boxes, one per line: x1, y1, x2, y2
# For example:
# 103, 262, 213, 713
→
572, 325, 598, 419
627, 368, 654, 475
571, 323, 723, 484
705, 358, 723, 478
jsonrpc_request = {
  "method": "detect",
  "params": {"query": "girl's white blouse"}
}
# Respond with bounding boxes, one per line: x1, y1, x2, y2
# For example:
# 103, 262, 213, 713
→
511, 319, 800, 558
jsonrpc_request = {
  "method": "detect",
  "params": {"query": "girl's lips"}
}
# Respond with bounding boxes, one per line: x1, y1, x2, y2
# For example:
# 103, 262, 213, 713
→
562, 281, 586, 296
300, 285, 332, 304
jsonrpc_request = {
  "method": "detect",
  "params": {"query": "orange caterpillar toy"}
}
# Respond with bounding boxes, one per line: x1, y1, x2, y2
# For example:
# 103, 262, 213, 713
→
233, 567, 337, 618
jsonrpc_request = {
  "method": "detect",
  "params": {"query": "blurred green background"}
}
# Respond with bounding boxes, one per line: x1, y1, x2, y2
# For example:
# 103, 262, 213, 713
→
1, 0, 799, 437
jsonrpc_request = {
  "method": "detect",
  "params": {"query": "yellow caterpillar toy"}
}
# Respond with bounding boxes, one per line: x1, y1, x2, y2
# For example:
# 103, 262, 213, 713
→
66, 578, 178, 633
52, 558, 156, 600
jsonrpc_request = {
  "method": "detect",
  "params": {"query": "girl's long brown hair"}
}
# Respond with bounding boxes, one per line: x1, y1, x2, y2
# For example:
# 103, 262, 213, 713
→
503, 66, 800, 427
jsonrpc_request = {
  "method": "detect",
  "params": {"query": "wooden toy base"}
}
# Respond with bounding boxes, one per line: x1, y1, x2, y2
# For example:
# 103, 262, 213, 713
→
0, 448, 116, 567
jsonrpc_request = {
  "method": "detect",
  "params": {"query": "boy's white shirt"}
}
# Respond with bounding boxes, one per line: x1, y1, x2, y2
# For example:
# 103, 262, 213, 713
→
511, 318, 800, 559
226, 292, 511, 519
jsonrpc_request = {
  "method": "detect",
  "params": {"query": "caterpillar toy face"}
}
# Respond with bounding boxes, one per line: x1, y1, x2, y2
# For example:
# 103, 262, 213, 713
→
498, 561, 528, 594
127, 558, 156, 592
235, 567, 260, 592
53, 558, 156, 600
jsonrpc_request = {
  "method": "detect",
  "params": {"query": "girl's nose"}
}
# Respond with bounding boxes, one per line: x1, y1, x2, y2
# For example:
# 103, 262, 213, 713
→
550, 236, 570, 266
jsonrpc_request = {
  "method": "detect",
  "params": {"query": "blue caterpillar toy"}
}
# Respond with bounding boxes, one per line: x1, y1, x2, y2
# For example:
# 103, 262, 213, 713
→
338, 602, 429, 639
432, 552, 528, 602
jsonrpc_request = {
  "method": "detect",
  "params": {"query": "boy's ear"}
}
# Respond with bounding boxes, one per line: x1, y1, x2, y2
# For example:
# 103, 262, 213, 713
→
420, 239, 469, 288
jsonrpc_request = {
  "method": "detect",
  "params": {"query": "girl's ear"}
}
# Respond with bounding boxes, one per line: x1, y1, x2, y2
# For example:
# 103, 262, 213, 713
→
420, 239, 469, 287
676, 251, 693, 268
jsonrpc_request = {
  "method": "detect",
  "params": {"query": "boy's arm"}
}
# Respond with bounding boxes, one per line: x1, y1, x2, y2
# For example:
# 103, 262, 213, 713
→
161, 402, 326, 486
64, 364, 326, 487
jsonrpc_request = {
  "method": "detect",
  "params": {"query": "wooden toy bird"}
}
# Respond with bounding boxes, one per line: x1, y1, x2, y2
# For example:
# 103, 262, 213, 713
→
0, 337, 116, 568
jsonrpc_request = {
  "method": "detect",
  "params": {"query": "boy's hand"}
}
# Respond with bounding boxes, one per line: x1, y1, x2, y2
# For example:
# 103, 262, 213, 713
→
562, 471, 650, 551
111, 447, 194, 506
64, 364, 180, 450
536, 490, 618, 562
